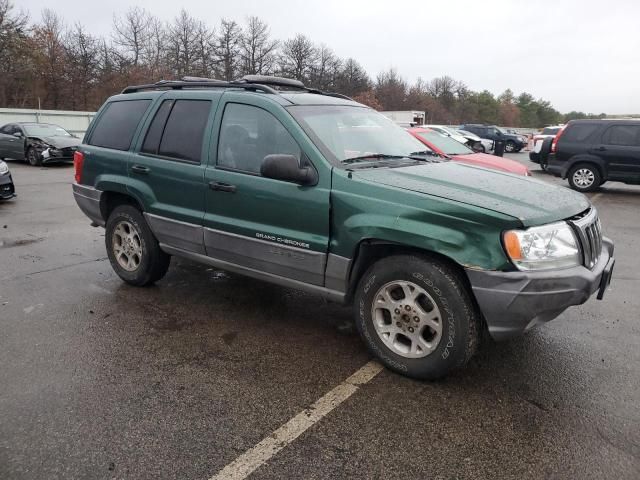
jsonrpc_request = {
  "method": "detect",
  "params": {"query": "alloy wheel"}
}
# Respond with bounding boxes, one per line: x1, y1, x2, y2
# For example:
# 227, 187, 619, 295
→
573, 168, 595, 188
112, 220, 143, 272
371, 280, 442, 358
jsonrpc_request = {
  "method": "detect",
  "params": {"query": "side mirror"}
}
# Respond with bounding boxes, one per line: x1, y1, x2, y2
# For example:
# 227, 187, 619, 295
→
13, 132, 23, 138
261, 154, 318, 185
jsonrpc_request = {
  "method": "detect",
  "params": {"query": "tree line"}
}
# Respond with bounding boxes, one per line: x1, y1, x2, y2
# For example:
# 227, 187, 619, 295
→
0, 1, 603, 127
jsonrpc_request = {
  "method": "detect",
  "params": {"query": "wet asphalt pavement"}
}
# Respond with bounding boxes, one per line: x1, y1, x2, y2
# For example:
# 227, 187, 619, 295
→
0, 154, 638, 479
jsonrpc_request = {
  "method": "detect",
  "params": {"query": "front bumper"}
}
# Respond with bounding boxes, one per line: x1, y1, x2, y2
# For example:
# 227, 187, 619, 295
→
72, 183, 104, 226
0, 172, 15, 199
466, 238, 614, 341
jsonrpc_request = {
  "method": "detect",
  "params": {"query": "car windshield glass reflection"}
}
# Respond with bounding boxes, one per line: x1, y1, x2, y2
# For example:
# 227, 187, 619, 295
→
23, 124, 72, 138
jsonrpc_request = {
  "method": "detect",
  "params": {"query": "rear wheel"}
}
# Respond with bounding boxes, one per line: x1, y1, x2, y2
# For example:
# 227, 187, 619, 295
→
26, 147, 41, 166
568, 163, 601, 192
354, 254, 480, 380
105, 205, 170, 286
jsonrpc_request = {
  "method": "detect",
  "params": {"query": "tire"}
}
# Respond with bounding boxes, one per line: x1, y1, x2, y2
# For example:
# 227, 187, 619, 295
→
529, 151, 540, 163
105, 205, 170, 286
26, 147, 41, 166
478, 143, 486, 153
567, 163, 602, 192
354, 254, 480, 380
504, 140, 516, 153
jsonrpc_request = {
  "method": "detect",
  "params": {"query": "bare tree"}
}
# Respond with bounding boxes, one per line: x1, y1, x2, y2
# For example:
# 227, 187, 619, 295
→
193, 21, 215, 78
214, 19, 241, 80
239, 16, 278, 76
32, 9, 67, 108
112, 7, 152, 67
166, 9, 200, 77
309, 44, 341, 90
0, 0, 32, 106
375, 68, 407, 110
64, 23, 99, 109
335, 58, 370, 97
143, 16, 167, 76
278, 34, 317, 82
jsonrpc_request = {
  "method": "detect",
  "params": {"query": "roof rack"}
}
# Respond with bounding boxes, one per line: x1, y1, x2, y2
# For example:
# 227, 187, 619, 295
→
121, 75, 355, 102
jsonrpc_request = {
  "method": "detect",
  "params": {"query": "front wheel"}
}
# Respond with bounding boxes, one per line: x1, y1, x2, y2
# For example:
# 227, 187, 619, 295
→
105, 205, 170, 286
504, 141, 516, 153
354, 255, 480, 380
26, 147, 41, 166
568, 163, 601, 192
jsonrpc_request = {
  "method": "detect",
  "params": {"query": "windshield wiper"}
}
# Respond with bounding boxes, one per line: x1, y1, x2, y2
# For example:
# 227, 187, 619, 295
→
341, 153, 406, 164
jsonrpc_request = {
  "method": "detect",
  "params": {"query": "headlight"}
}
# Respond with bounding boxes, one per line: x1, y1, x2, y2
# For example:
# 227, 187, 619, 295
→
503, 222, 580, 270
0, 161, 8, 174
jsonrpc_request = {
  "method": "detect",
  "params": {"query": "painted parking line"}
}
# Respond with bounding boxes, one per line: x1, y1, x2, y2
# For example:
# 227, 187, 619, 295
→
208, 360, 383, 480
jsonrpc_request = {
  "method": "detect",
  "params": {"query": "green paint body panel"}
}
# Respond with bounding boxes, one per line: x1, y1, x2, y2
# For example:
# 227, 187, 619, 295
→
79, 88, 593, 275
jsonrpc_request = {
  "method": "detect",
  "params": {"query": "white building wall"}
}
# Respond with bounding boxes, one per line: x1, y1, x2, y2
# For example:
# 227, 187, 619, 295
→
0, 108, 96, 137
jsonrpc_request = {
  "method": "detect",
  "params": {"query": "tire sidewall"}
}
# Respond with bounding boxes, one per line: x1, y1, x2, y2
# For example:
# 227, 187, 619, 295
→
355, 256, 473, 379
105, 206, 155, 284
27, 148, 40, 166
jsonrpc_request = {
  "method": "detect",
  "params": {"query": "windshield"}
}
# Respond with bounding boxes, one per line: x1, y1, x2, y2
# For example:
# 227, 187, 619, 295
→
288, 105, 430, 163
542, 127, 561, 135
437, 126, 460, 137
23, 124, 72, 138
417, 131, 473, 155
457, 129, 479, 140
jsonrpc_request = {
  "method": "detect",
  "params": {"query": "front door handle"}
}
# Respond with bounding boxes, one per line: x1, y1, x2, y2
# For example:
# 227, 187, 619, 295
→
593, 146, 606, 152
209, 181, 237, 193
131, 165, 150, 174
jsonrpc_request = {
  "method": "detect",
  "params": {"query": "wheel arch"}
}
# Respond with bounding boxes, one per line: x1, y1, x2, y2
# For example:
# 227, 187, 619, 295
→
100, 190, 145, 221
565, 155, 607, 179
345, 239, 475, 303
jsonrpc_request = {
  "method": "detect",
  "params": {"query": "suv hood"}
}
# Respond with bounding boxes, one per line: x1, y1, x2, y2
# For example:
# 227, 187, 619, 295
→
352, 162, 589, 226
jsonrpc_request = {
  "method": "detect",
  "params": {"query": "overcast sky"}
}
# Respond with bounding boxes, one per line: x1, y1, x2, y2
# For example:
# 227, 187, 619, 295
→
22, 0, 640, 114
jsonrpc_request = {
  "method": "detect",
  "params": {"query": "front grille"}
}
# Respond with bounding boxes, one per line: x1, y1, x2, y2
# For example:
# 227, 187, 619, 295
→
569, 208, 602, 269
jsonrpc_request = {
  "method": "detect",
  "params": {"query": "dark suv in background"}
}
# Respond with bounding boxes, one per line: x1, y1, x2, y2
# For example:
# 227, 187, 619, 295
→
544, 119, 640, 192
461, 124, 526, 153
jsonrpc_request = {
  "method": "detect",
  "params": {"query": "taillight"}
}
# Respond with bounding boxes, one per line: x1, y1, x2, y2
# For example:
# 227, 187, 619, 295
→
74, 151, 84, 183
551, 125, 567, 153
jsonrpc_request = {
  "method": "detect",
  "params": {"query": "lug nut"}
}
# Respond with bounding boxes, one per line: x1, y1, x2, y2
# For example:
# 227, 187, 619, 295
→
396, 322, 401, 327
413, 316, 419, 321
394, 308, 400, 314
404, 305, 411, 311
408, 327, 414, 333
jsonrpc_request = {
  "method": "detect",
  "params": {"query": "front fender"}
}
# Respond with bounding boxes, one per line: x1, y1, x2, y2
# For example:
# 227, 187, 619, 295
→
329, 173, 520, 271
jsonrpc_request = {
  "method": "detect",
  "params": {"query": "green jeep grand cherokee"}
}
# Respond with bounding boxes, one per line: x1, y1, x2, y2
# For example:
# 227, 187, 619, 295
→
73, 76, 615, 379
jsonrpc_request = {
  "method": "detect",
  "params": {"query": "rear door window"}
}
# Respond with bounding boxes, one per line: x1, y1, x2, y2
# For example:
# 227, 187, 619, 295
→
89, 100, 151, 150
562, 123, 599, 143
602, 125, 640, 146
157, 100, 211, 162
141, 100, 174, 154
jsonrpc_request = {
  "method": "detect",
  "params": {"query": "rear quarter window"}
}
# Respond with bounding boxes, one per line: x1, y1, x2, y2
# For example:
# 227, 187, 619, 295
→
88, 99, 151, 151
602, 125, 640, 146
562, 123, 600, 143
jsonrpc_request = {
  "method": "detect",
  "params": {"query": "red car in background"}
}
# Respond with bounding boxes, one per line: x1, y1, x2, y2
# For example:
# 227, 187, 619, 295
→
408, 127, 531, 176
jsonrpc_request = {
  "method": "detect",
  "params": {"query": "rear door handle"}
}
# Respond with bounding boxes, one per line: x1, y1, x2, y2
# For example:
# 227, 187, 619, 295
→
131, 165, 150, 174
593, 146, 606, 151
209, 181, 236, 193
